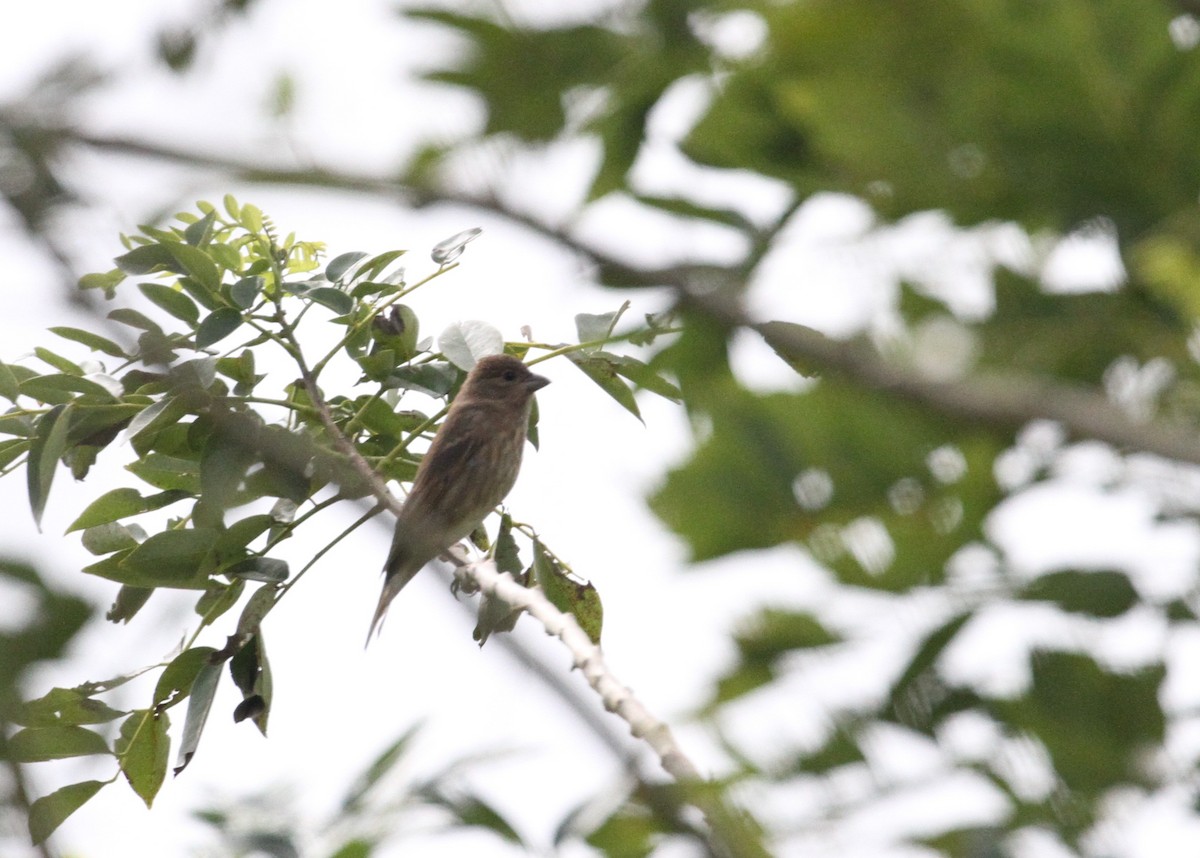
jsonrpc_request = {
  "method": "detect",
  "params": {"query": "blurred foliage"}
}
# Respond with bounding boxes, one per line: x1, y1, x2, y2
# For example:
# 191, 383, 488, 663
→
190, 724, 527, 857
0, 559, 92, 858
401, 0, 1200, 854
4, 0, 1200, 856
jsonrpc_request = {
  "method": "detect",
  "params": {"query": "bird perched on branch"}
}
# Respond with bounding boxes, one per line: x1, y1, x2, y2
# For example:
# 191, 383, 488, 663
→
368, 353, 550, 641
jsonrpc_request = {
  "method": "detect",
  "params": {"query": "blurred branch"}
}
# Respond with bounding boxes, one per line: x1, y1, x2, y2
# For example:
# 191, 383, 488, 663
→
713, 300, 1200, 466
41, 126, 410, 197
32, 122, 1200, 460
427, 195, 1200, 468
1, 745, 56, 858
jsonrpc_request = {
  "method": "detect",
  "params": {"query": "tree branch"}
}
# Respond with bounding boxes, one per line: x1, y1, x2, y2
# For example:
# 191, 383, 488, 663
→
288, 341, 765, 857
451, 553, 769, 858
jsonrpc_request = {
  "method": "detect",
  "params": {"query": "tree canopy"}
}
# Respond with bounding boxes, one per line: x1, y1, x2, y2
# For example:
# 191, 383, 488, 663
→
3, 1, 1200, 856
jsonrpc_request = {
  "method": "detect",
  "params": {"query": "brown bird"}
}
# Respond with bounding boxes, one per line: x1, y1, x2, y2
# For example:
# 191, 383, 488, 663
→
367, 353, 550, 641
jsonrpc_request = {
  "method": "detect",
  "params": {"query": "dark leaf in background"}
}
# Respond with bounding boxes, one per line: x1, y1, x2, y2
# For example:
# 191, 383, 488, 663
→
999, 650, 1165, 799
1018, 570, 1139, 618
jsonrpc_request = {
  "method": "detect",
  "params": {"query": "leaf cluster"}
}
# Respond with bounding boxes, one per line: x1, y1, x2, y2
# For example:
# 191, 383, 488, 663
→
3, 198, 679, 843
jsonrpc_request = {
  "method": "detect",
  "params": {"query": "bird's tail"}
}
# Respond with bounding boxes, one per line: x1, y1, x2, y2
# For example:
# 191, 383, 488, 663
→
364, 535, 424, 646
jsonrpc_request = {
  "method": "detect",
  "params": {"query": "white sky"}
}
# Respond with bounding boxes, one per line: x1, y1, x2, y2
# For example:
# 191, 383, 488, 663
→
1, 3, 1197, 858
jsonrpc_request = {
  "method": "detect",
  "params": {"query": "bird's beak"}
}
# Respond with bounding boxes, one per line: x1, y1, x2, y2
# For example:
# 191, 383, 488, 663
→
526, 373, 550, 393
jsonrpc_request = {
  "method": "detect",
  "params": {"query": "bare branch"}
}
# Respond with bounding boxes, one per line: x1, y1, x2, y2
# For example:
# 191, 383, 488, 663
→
452, 553, 770, 858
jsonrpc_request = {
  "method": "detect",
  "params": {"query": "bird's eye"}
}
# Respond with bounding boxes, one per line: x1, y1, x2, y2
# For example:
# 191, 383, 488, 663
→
502, 370, 518, 381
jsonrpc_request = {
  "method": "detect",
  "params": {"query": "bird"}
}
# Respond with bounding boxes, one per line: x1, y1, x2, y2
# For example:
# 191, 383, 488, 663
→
367, 353, 550, 641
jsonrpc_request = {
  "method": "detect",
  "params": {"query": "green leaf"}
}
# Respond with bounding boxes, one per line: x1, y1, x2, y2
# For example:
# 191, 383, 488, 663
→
173, 661, 220, 775
583, 800, 657, 858
371, 304, 420, 360
649, 379, 1002, 579
198, 435, 255, 526
115, 244, 177, 275
634, 193, 755, 230
49, 326, 130, 358
712, 659, 775, 706
533, 540, 602, 644
34, 347, 83, 375
125, 397, 188, 450
139, 282, 201, 325
385, 362, 458, 396
68, 487, 189, 532
351, 248, 406, 282
19, 374, 116, 404
236, 583, 278, 637
341, 724, 422, 810
326, 251, 368, 282
109, 307, 164, 333
194, 579, 245, 626
167, 243, 221, 293
790, 729, 866, 775
610, 354, 681, 401
126, 452, 201, 493
65, 403, 138, 448
353, 395, 408, 437
229, 632, 272, 734
0, 413, 34, 439
1019, 570, 1139, 618
81, 522, 142, 555
230, 276, 263, 309
27, 403, 71, 528
218, 514, 275, 552
0, 360, 19, 400
351, 279, 397, 298
116, 709, 171, 807
494, 514, 522, 575
121, 529, 218, 584
736, 609, 841, 659
1005, 650, 1165, 797
106, 585, 154, 623
307, 286, 354, 315
79, 268, 126, 295
8, 725, 110, 762
28, 780, 106, 845
328, 840, 373, 858
566, 352, 641, 422
239, 203, 264, 232
14, 688, 125, 727
154, 647, 218, 708
421, 788, 523, 845
0, 437, 27, 469
195, 307, 244, 349
216, 349, 262, 394
886, 612, 973, 733
223, 557, 289, 583
184, 209, 216, 246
